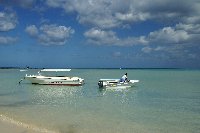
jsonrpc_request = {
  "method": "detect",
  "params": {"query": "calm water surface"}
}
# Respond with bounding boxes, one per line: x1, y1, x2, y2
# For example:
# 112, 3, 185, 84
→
0, 69, 200, 133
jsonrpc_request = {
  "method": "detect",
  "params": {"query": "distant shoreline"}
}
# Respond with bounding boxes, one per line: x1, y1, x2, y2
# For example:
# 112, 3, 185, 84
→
0, 67, 198, 70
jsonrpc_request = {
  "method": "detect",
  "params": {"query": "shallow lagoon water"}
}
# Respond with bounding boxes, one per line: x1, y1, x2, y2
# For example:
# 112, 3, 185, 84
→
0, 69, 200, 133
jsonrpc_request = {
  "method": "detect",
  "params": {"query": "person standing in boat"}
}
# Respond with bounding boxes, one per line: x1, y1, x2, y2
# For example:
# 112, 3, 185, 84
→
120, 73, 129, 82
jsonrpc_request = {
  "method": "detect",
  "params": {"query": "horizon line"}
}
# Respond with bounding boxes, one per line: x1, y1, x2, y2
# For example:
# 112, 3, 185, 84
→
0, 66, 199, 70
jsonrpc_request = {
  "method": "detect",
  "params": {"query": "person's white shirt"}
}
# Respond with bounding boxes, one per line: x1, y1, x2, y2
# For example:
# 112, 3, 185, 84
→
121, 74, 127, 81
120, 73, 128, 82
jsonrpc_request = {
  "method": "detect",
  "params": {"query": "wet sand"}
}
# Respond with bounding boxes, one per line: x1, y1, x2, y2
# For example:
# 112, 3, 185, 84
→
0, 120, 40, 133
0, 115, 56, 133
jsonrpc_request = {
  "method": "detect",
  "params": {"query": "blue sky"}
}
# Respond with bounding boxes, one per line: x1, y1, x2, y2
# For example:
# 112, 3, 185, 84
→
0, 0, 200, 68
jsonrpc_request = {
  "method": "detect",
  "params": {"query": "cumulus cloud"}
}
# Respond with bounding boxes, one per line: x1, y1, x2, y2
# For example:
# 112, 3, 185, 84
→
43, 0, 200, 53
142, 47, 152, 53
0, 36, 18, 45
25, 24, 75, 45
84, 28, 149, 46
145, 23, 200, 47
3, 1, 200, 35
45, 0, 132, 29
1, 0, 199, 61
148, 27, 190, 44
45, 0, 200, 29
44, 0, 200, 61
1, 0, 200, 30
0, 10, 18, 31
176, 23, 200, 34
115, 12, 150, 22
84, 28, 119, 45
139, 22, 200, 60
122, 36, 148, 46
25, 25, 38, 36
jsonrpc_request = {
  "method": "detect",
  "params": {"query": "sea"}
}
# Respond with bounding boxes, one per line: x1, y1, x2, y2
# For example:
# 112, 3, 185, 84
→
0, 69, 200, 133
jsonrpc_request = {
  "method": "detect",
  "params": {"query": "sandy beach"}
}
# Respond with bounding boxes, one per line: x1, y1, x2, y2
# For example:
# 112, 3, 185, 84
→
0, 115, 56, 133
0, 120, 39, 133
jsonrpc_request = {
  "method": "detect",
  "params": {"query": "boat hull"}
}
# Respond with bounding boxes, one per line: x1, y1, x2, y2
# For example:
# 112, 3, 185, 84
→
98, 79, 139, 88
25, 75, 84, 86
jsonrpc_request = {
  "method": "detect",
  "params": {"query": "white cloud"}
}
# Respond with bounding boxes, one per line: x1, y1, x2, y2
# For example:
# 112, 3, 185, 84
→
0, 10, 18, 31
154, 46, 165, 51
142, 47, 152, 53
84, 21, 199, 53
84, 28, 119, 45
140, 23, 200, 60
0, 36, 18, 45
148, 27, 190, 44
44, 0, 200, 61
25, 25, 38, 36
1, 0, 199, 60
115, 11, 150, 22
45, 0, 130, 29
122, 36, 148, 46
73, 0, 122, 29
84, 28, 149, 46
2, 0, 200, 30
176, 23, 200, 34
145, 23, 200, 47
25, 24, 75, 45
45, 0, 200, 29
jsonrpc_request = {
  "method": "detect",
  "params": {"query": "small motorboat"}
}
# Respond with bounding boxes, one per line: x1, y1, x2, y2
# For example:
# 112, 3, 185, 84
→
98, 79, 139, 88
19, 69, 84, 86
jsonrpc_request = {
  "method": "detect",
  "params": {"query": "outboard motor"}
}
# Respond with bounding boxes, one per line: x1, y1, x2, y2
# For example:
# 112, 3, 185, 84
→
98, 81, 104, 88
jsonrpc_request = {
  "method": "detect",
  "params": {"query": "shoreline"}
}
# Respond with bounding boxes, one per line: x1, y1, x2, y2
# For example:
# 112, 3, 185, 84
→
0, 114, 56, 133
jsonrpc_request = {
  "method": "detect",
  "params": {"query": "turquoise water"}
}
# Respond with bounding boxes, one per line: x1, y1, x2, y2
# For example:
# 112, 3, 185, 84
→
0, 69, 200, 133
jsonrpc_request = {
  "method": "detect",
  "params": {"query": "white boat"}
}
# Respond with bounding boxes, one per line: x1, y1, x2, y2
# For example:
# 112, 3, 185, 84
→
98, 79, 139, 88
19, 69, 84, 86
20, 69, 28, 72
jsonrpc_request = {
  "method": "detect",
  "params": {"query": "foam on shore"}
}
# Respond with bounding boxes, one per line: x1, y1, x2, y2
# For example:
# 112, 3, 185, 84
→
0, 114, 57, 133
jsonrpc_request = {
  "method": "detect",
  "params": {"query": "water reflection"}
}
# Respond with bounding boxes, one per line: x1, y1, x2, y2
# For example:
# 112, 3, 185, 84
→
98, 86, 131, 96
97, 86, 138, 106
31, 86, 83, 105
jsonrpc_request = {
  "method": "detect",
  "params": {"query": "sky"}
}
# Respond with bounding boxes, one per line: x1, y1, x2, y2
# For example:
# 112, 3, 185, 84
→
0, 0, 200, 68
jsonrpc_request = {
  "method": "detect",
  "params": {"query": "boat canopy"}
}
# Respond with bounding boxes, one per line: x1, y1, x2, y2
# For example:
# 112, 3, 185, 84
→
99, 79, 120, 81
41, 69, 71, 72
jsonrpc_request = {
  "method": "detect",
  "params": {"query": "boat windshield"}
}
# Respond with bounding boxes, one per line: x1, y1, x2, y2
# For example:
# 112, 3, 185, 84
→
38, 69, 71, 76
41, 69, 71, 72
